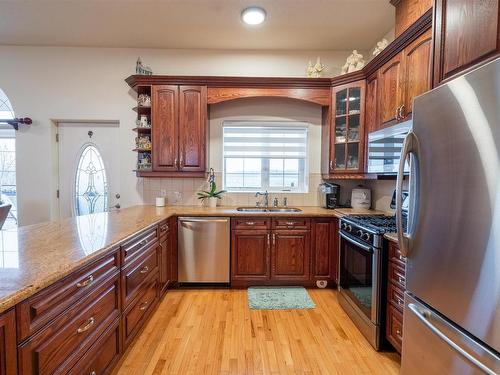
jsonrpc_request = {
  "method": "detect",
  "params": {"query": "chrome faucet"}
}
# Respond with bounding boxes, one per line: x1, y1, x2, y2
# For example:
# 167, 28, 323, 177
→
273, 197, 279, 207
255, 190, 269, 207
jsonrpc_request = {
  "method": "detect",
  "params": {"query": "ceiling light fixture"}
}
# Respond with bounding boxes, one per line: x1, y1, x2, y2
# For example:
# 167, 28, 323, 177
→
241, 6, 267, 25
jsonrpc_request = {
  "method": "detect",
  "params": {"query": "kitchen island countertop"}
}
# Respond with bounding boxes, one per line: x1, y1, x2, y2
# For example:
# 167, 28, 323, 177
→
0, 205, 387, 313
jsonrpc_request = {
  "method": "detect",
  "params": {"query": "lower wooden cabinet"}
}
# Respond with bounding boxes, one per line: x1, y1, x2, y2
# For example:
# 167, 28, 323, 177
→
0, 309, 16, 375
231, 230, 271, 281
231, 217, 338, 286
271, 230, 310, 281
18, 274, 121, 375
385, 239, 407, 354
311, 218, 339, 284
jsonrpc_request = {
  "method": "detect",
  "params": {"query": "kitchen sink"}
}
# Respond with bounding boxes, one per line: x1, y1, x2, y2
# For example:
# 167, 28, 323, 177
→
236, 207, 302, 213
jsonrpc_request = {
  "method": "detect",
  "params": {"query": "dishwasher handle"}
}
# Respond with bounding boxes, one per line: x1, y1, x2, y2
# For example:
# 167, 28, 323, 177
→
179, 218, 229, 223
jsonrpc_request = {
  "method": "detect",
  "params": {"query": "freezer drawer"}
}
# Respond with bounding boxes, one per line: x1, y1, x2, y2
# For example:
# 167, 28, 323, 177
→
401, 293, 500, 375
178, 217, 230, 283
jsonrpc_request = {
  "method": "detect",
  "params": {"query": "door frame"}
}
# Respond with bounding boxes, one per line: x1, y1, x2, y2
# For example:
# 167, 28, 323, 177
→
51, 119, 119, 220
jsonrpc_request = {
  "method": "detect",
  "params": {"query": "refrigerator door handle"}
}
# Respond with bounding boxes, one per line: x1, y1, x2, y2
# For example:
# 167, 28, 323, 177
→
396, 131, 419, 257
408, 303, 499, 375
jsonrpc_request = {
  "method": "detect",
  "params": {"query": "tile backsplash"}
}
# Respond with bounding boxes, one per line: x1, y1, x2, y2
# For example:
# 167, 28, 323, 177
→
139, 172, 370, 208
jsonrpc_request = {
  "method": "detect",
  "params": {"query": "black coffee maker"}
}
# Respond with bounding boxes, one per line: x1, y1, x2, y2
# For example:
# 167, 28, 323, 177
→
319, 182, 340, 209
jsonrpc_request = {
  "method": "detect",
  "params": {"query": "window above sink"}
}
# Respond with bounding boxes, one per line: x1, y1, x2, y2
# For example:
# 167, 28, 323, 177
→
222, 121, 309, 193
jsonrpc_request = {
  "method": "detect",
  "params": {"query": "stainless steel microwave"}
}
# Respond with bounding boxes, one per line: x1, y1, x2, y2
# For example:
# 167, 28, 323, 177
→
367, 120, 411, 174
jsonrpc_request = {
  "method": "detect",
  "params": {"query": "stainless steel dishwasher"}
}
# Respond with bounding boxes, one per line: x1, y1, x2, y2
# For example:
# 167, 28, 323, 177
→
178, 217, 230, 283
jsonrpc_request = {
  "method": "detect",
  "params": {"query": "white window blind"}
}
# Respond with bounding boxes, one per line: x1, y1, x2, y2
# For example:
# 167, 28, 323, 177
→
223, 122, 309, 192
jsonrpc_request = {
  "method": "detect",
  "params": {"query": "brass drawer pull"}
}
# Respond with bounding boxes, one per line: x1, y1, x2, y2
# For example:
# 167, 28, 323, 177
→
161, 224, 168, 232
140, 266, 149, 274
77, 317, 95, 333
246, 221, 256, 225
76, 275, 94, 288
139, 301, 149, 311
285, 221, 296, 226
140, 239, 149, 246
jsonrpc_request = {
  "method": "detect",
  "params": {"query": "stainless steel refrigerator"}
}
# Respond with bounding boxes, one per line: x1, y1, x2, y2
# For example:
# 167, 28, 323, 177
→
396, 58, 500, 374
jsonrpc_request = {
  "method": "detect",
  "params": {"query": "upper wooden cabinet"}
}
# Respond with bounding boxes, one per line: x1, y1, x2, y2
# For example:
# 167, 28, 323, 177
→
329, 80, 366, 174
365, 73, 379, 134
376, 28, 432, 129
392, 0, 433, 37
0, 309, 16, 375
150, 85, 207, 176
433, 0, 500, 85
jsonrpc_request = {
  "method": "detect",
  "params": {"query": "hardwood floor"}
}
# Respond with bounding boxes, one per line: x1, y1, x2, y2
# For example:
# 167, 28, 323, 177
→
113, 289, 400, 375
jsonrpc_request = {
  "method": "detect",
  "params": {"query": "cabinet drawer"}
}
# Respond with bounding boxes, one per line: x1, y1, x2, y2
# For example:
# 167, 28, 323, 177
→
69, 318, 121, 375
388, 281, 405, 312
123, 276, 159, 347
388, 261, 406, 289
17, 250, 119, 342
159, 220, 170, 238
388, 240, 406, 266
121, 227, 158, 264
19, 275, 120, 375
272, 218, 311, 230
232, 217, 271, 230
386, 305, 403, 353
122, 245, 159, 308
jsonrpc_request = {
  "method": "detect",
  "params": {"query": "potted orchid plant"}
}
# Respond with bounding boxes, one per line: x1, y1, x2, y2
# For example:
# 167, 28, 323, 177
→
197, 168, 226, 207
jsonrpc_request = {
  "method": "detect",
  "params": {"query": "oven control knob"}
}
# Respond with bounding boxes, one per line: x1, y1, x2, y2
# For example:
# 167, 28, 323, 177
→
341, 223, 347, 230
362, 233, 371, 241
357, 230, 363, 236
346, 225, 352, 232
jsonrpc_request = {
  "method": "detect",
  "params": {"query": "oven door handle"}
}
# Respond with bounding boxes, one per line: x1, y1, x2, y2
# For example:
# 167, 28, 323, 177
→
340, 232, 374, 253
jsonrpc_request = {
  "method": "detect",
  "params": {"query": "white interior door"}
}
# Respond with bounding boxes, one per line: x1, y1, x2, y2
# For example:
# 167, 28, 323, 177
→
57, 122, 120, 218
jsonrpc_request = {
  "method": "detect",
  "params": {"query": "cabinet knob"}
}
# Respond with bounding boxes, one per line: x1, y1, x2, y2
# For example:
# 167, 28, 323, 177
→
396, 329, 402, 336
139, 300, 149, 311
140, 266, 150, 274
90, 371, 97, 375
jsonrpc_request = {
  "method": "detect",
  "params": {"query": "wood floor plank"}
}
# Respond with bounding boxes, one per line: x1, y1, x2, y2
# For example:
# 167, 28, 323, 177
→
112, 289, 400, 375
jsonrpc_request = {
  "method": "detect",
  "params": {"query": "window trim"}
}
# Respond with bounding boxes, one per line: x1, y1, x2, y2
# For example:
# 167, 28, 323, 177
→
222, 121, 309, 193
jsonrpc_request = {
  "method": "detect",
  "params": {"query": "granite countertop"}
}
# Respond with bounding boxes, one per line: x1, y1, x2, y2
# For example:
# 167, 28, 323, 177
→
384, 232, 399, 243
0, 205, 387, 314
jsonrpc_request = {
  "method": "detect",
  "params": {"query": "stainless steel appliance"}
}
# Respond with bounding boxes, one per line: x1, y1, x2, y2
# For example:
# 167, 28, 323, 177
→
397, 59, 500, 374
367, 120, 411, 174
338, 214, 402, 349
319, 182, 340, 208
178, 217, 230, 283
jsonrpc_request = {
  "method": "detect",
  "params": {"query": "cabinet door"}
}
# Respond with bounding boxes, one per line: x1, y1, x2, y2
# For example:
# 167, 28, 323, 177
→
394, 0, 433, 37
0, 309, 16, 375
311, 219, 339, 283
231, 230, 270, 281
271, 230, 310, 281
378, 52, 405, 127
178, 86, 207, 172
365, 73, 379, 133
330, 80, 366, 173
433, 0, 500, 85
403, 29, 432, 117
159, 234, 171, 293
152, 85, 179, 171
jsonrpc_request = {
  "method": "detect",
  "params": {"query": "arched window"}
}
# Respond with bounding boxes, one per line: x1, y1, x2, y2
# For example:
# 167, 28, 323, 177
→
74, 144, 108, 216
0, 89, 17, 229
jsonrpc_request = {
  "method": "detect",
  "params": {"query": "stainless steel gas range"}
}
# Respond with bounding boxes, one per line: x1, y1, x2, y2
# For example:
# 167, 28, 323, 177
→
337, 214, 399, 350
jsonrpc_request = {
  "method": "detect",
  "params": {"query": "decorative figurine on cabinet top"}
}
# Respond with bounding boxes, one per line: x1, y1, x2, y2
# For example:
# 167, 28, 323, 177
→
136, 57, 153, 75
307, 57, 326, 78
373, 39, 389, 56
341, 50, 366, 75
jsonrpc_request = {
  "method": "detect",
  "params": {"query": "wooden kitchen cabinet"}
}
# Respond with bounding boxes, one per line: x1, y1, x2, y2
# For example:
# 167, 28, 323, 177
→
0, 309, 16, 375
329, 80, 366, 174
433, 0, 500, 86
378, 52, 406, 128
376, 28, 432, 129
392, 0, 433, 37
365, 73, 378, 133
311, 218, 339, 284
402, 29, 433, 116
151, 85, 207, 176
271, 230, 311, 281
231, 230, 271, 282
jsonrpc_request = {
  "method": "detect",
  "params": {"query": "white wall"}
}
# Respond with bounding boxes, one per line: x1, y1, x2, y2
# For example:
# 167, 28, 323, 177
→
0, 46, 360, 225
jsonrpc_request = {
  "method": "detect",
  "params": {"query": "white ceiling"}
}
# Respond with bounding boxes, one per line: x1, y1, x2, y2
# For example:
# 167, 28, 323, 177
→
0, 0, 394, 50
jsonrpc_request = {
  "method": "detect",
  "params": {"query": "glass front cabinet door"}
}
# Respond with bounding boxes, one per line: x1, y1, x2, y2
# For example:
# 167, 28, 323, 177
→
330, 80, 366, 174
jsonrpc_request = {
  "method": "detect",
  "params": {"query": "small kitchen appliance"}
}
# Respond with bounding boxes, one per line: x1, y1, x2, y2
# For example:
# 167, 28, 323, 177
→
351, 186, 371, 209
319, 182, 340, 209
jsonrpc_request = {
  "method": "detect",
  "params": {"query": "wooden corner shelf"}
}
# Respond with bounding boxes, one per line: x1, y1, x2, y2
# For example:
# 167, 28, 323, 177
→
132, 127, 151, 133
